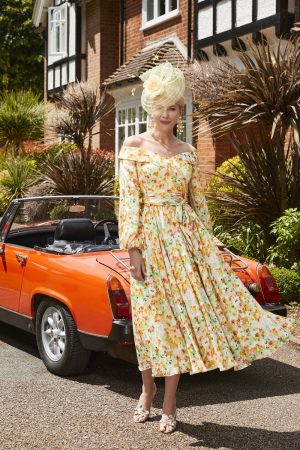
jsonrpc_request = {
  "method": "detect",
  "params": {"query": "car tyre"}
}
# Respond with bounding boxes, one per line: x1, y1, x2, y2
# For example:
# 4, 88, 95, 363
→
36, 299, 91, 376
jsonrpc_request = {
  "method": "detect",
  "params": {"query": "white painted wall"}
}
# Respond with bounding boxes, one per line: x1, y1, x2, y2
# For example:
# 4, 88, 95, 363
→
236, 0, 252, 26
48, 68, 53, 90
216, 0, 232, 34
69, 60, 76, 83
198, 5, 213, 40
257, 0, 276, 20
61, 63, 67, 85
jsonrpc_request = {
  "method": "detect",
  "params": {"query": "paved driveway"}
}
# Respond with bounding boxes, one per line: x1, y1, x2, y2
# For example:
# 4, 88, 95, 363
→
0, 322, 299, 450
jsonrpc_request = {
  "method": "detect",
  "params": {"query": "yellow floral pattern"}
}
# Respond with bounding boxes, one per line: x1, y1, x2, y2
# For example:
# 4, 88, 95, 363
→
118, 145, 296, 377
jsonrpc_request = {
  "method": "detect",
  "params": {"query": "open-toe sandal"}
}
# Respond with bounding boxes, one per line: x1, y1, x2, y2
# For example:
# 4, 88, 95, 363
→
133, 383, 157, 423
159, 410, 177, 433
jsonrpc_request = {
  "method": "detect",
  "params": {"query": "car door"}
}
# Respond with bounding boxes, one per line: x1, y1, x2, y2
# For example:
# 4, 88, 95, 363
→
0, 202, 30, 312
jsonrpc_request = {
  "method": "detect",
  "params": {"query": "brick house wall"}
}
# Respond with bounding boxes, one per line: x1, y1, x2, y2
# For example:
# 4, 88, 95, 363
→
86, 0, 119, 151
124, 0, 190, 59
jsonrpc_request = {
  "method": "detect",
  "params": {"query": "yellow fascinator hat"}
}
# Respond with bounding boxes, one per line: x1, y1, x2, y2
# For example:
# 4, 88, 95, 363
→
139, 62, 185, 114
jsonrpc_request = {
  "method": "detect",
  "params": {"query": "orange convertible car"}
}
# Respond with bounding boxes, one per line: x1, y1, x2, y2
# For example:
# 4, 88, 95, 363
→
0, 195, 287, 376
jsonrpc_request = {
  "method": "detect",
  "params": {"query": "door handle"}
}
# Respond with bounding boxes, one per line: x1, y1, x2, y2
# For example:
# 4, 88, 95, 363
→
16, 254, 27, 267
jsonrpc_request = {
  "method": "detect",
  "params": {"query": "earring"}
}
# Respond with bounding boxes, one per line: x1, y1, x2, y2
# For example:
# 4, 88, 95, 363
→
177, 116, 184, 134
148, 115, 154, 130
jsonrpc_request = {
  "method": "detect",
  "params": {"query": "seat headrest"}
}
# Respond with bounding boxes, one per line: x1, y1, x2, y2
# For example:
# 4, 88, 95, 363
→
54, 219, 96, 242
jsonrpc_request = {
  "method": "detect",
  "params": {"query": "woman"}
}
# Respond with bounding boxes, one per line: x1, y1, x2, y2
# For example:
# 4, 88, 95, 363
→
117, 62, 295, 434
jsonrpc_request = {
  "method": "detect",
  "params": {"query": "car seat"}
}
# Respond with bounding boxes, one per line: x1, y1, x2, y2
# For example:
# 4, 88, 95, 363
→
46, 218, 97, 254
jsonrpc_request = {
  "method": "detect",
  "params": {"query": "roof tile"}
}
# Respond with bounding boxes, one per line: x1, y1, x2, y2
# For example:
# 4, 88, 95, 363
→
103, 42, 187, 87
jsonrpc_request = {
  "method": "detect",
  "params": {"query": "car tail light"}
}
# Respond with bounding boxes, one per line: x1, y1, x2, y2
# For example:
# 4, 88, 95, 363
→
257, 264, 279, 303
106, 275, 131, 319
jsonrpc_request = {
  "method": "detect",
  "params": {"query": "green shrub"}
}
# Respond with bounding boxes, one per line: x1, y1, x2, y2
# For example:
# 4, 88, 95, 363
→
114, 176, 119, 196
207, 156, 268, 260
49, 203, 70, 220
269, 266, 300, 303
93, 208, 117, 221
208, 155, 248, 225
0, 90, 45, 155
0, 157, 38, 213
213, 221, 266, 261
266, 208, 300, 271
208, 155, 246, 193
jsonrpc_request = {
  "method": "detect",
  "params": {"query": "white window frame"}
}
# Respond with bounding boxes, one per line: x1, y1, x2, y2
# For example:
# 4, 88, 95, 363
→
115, 99, 149, 170
48, 3, 68, 58
141, 0, 180, 31
115, 94, 193, 176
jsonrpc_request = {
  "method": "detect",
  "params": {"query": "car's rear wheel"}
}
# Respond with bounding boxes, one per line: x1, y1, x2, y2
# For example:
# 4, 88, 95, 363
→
36, 299, 91, 376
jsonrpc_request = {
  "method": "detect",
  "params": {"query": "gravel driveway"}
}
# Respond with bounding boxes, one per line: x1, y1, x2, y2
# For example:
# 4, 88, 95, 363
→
0, 307, 299, 450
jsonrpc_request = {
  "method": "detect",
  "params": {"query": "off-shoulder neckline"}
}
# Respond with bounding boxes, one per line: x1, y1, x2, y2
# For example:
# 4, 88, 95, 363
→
121, 145, 197, 161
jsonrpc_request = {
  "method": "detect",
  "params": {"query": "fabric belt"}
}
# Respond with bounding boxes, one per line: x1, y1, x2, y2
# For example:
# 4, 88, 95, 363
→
142, 193, 189, 224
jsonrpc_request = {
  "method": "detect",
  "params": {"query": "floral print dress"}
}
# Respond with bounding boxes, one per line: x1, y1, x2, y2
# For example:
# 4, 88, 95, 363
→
118, 145, 296, 377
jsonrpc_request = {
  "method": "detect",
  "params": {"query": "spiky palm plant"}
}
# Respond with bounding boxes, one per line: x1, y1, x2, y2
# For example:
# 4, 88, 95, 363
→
194, 37, 300, 142
0, 157, 38, 201
191, 37, 300, 245
40, 150, 115, 195
206, 127, 300, 246
0, 90, 45, 155
48, 82, 114, 162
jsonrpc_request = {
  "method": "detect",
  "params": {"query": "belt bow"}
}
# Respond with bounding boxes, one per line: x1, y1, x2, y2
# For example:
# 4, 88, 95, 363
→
142, 193, 189, 223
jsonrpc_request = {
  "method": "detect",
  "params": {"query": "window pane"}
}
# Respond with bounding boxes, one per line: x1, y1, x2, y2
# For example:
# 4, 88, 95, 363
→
118, 127, 125, 146
139, 123, 147, 134
128, 125, 135, 137
170, 0, 177, 11
147, 0, 154, 20
139, 106, 147, 122
55, 24, 60, 52
50, 7, 66, 53
159, 0, 166, 16
132, 108, 136, 122
61, 21, 66, 52
139, 106, 143, 121
128, 107, 136, 123
53, 9, 60, 21
118, 109, 126, 125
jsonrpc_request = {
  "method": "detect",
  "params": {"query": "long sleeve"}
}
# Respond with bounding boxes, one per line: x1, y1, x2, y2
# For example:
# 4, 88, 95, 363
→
187, 159, 214, 236
118, 155, 145, 251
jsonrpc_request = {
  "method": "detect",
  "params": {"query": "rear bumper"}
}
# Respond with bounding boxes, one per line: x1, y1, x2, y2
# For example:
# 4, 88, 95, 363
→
108, 319, 134, 343
79, 319, 134, 352
261, 302, 287, 317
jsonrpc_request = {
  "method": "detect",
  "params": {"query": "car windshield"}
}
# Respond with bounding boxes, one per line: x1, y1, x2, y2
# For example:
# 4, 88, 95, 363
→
3, 196, 120, 254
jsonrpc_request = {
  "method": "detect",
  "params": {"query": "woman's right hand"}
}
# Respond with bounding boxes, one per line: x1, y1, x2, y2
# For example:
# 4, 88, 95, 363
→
128, 248, 146, 281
